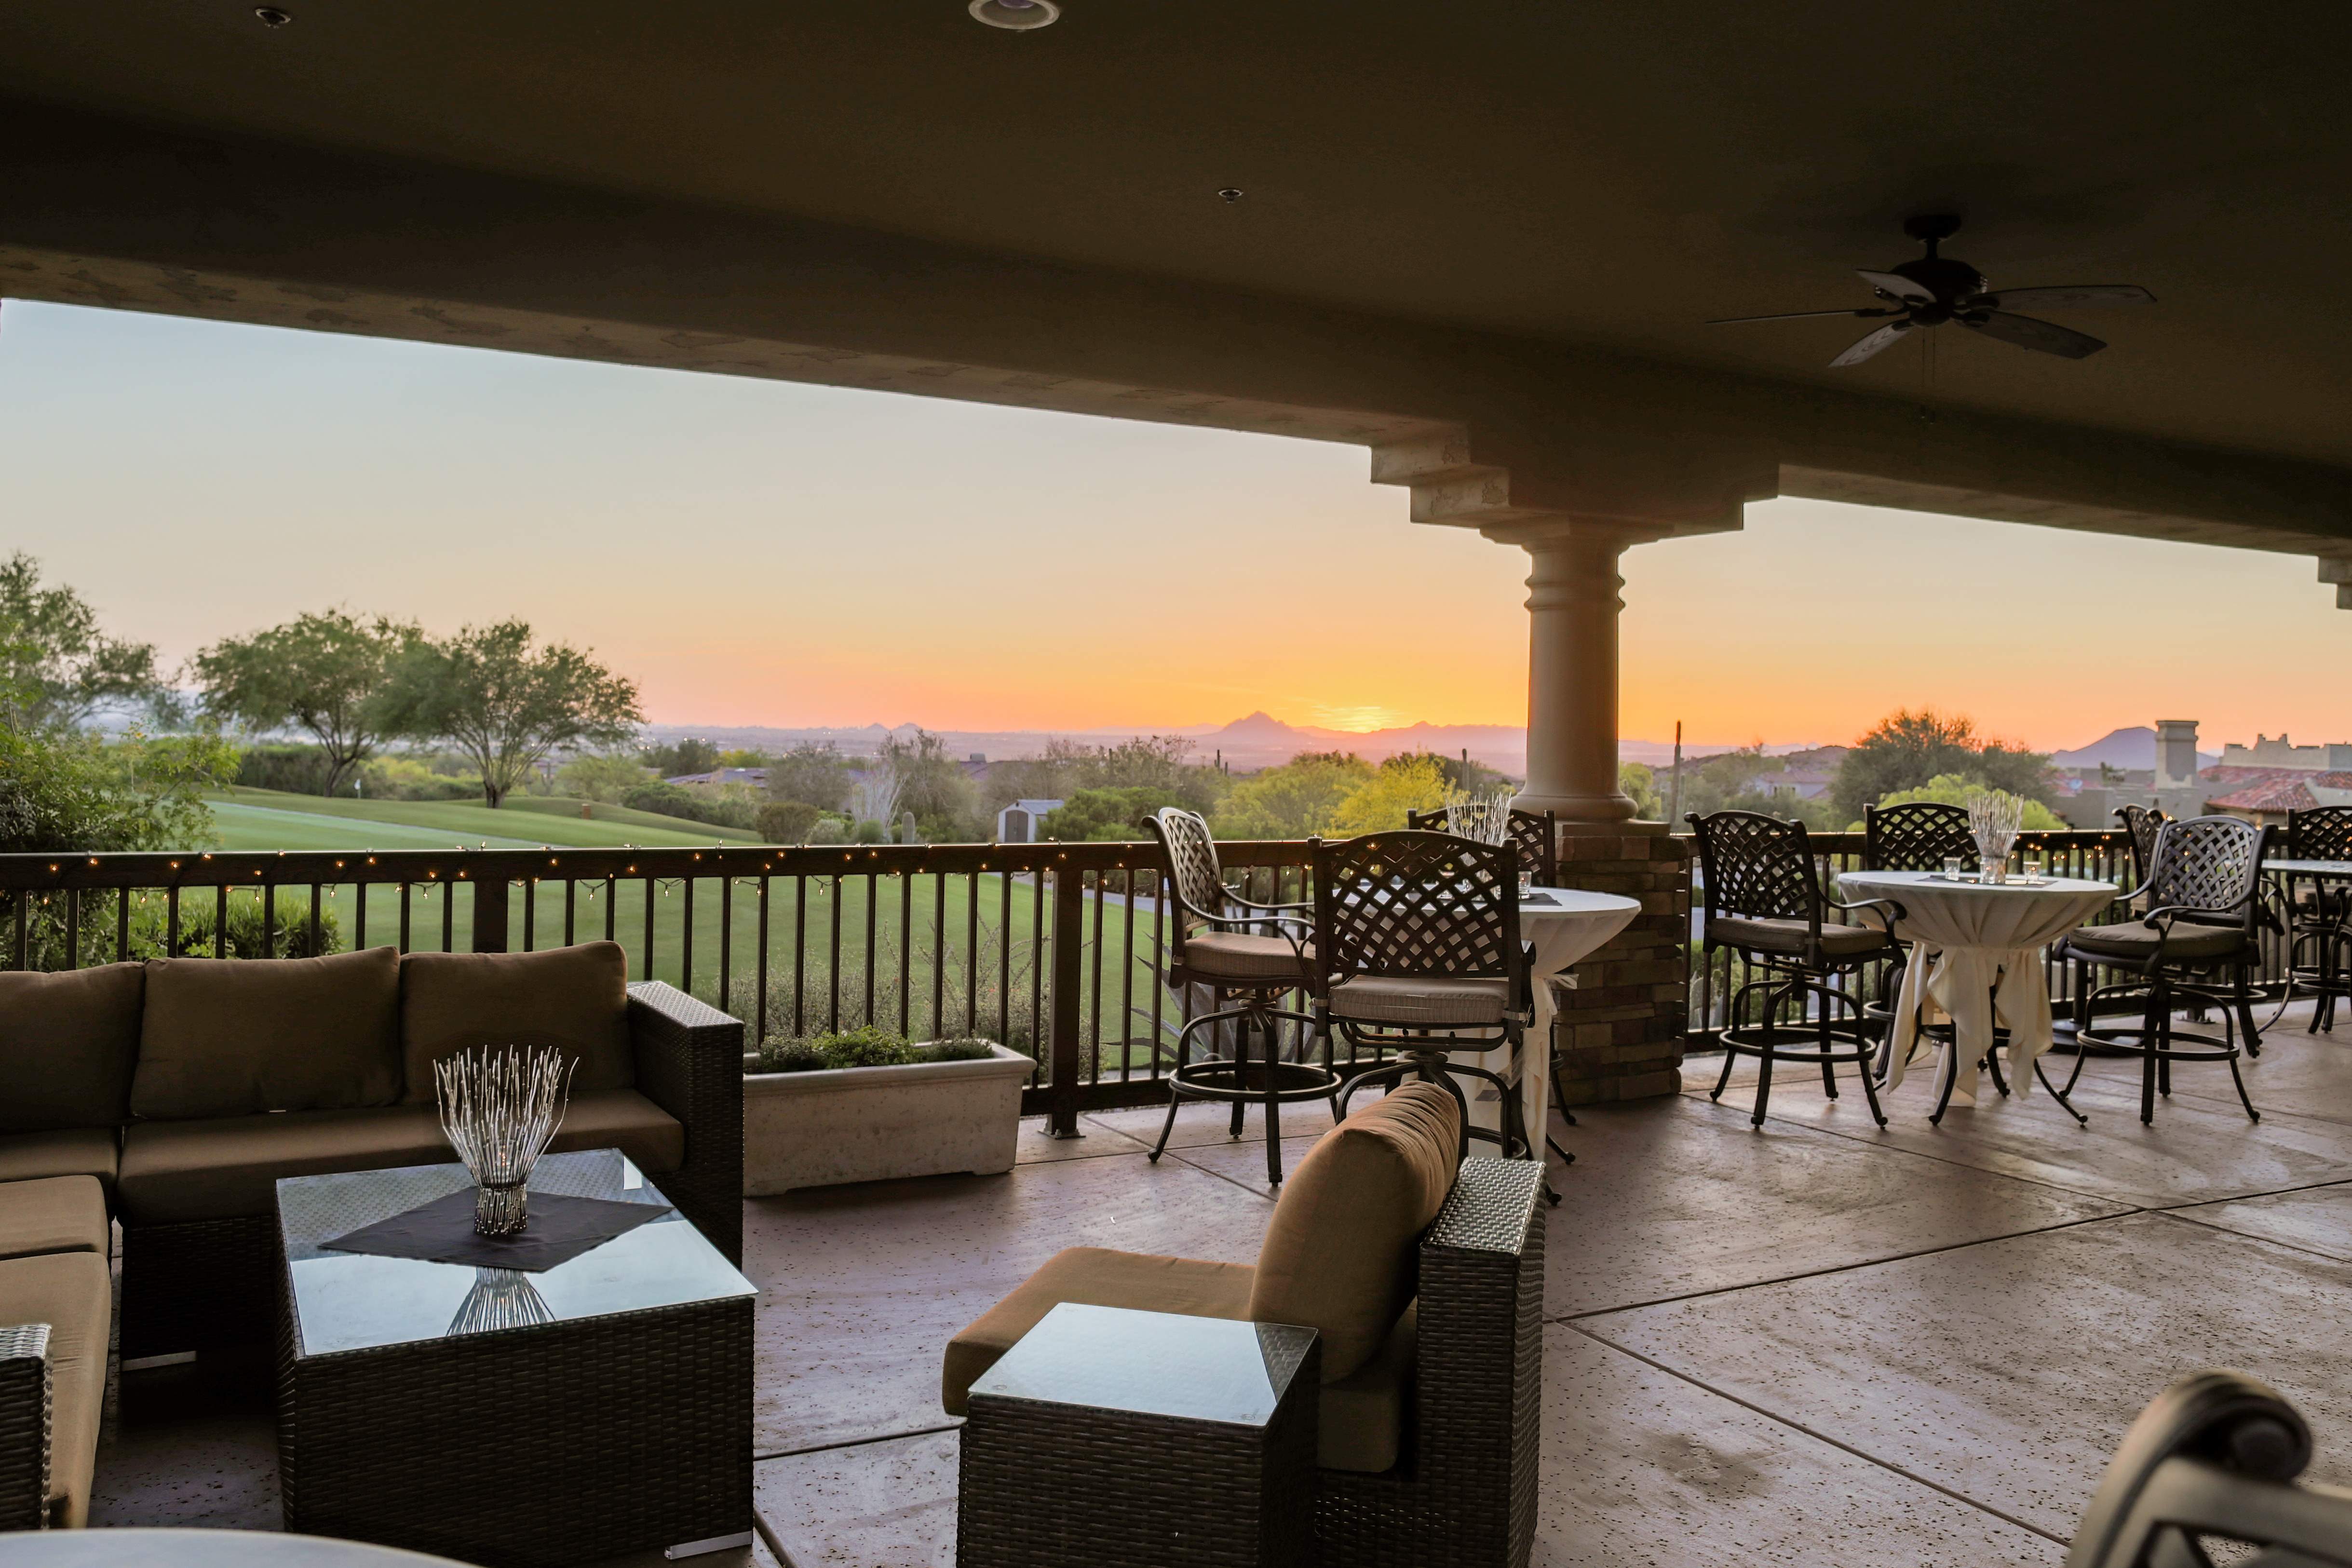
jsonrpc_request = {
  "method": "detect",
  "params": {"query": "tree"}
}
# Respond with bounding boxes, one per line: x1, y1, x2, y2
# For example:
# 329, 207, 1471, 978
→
0, 723, 235, 854
1327, 754, 1450, 834
556, 753, 654, 803
643, 737, 721, 777
766, 745, 853, 813
1866, 773, 2067, 830
0, 552, 169, 730
380, 621, 642, 807
878, 730, 982, 841
1829, 708, 2055, 825
987, 735, 1226, 820
1619, 761, 1664, 820
1039, 786, 1193, 842
189, 610, 415, 795
1212, 753, 1374, 839
756, 799, 823, 844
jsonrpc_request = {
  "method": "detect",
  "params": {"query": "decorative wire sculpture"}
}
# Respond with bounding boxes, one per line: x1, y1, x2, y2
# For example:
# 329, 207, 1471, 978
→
1968, 791, 2027, 881
446, 1266, 557, 1336
1443, 786, 1517, 849
434, 1044, 574, 1236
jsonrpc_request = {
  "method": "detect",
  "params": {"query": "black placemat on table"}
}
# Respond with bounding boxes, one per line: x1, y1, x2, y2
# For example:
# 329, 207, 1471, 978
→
321, 1186, 672, 1273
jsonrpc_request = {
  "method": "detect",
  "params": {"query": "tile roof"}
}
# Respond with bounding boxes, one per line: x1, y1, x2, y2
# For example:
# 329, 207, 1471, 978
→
2206, 777, 2320, 813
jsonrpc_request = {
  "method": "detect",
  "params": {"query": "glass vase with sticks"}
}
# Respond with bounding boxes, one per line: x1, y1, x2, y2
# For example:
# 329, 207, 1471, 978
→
434, 1044, 575, 1237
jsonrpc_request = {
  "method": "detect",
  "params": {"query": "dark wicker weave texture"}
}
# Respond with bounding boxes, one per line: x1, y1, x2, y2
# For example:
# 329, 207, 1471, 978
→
959, 1343, 1322, 1568
0, 1323, 52, 1531
121, 1212, 280, 1359
628, 981, 745, 1265
277, 1270, 752, 1568
1317, 1157, 1547, 1568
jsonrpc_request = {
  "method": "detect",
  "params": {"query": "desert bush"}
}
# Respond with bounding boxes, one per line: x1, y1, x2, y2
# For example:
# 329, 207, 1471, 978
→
757, 800, 822, 843
237, 742, 335, 795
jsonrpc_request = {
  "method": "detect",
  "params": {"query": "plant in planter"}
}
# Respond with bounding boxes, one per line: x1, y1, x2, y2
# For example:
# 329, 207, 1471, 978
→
740, 1026, 1036, 1195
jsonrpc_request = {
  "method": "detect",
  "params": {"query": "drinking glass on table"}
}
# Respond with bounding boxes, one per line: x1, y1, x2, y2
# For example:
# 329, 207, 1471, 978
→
1516, 869, 1534, 898
1941, 856, 1963, 877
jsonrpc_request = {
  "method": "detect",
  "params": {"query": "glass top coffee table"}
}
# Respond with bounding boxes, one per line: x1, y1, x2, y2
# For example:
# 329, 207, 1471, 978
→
274, 1149, 756, 1568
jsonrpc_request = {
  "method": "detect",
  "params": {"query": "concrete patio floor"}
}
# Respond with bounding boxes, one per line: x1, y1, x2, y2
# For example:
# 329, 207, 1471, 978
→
87, 1004, 2352, 1566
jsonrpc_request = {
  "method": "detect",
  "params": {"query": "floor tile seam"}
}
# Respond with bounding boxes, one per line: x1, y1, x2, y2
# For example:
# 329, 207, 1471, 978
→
1553, 1203, 2150, 1324
2145, 1173, 2352, 1214
1734, 1100, 2174, 1209
752, 1507, 797, 1568
2134, 1205, 2352, 1267
1161, 1145, 1287, 1202
1558, 1322, 2069, 1547
752, 1420, 962, 1464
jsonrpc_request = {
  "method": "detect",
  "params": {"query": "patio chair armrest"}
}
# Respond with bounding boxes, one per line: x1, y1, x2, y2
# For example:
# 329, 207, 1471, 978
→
1828, 896, 1905, 932
627, 982, 744, 1265
0, 1323, 52, 1533
1413, 1158, 1544, 1496
1226, 893, 1314, 915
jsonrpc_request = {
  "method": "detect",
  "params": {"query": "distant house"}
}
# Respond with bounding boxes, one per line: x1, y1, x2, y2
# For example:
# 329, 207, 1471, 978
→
2206, 775, 2320, 828
664, 768, 768, 791
996, 799, 1063, 843
2220, 734, 2352, 771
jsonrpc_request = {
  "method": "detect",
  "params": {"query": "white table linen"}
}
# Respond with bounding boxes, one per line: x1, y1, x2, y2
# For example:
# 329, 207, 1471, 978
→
1462, 889, 1641, 1147
1835, 870, 2116, 1108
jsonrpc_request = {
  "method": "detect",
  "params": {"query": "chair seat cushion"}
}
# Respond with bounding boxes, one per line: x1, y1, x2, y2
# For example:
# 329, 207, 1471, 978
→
1180, 931, 1315, 982
0, 963, 142, 1133
134, 947, 404, 1120
117, 1090, 683, 1226
1249, 1082, 1458, 1381
400, 942, 634, 1104
1327, 975, 1510, 1027
0, 1176, 110, 1261
0, 1128, 119, 1190
1708, 916, 1892, 959
0, 1249, 111, 1527
2065, 919, 2248, 962
943, 1245, 1254, 1417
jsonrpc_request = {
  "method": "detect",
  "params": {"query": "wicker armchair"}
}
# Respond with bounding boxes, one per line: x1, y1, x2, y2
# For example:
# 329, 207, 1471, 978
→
1313, 831, 1536, 1162
1405, 806, 1559, 888
1143, 809, 1340, 1186
2065, 1370, 2352, 1567
2280, 805, 2352, 1033
2056, 816, 2269, 1124
1688, 810, 1899, 1127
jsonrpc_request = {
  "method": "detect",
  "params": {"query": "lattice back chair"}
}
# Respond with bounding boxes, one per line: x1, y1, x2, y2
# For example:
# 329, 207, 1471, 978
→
1311, 830, 1535, 1162
2065, 1370, 2352, 1568
2283, 806, 2352, 1033
1687, 810, 1899, 1127
1404, 806, 1560, 887
2116, 805, 2171, 901
2058, 815, 2270, 1124
1143, 810, 1341, 1186
1863, 801, 1976, 871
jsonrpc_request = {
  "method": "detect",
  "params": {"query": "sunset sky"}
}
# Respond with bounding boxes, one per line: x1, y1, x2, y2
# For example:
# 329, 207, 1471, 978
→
4, 299, 2344, 755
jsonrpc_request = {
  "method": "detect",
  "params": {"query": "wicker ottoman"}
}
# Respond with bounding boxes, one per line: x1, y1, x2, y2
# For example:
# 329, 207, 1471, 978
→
273, 1151, 757, 1568
958, 1302, 1320, 1568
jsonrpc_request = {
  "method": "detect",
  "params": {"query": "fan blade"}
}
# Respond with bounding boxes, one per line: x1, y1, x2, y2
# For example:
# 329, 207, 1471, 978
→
1857, 269, 1934, 305
1962, 311, 2107, 359
1829, 320, 1911, 367
1705, 307, 1893, 325
1971, 284, 2156, 311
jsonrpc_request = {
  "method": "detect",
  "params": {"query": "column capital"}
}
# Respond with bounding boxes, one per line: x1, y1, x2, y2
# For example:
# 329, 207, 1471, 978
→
1476, 514, 1672, 552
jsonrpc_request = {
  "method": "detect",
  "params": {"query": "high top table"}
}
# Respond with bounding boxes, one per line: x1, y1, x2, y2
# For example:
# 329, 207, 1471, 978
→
1836, 869, 2117, 1120
1461, 887, 1642, 1151
2265, 857, 2352, 1031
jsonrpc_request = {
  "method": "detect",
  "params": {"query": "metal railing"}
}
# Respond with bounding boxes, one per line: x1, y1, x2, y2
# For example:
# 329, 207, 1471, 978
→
0, 839, 1327, 1134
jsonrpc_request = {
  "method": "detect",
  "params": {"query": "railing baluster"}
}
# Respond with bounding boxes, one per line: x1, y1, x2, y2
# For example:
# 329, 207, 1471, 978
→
719, 868, 734, 1014
354, 881, 367, 950
261, 884, 276, 960
863, 870, 877, 1028
997, 866, 1013, 1053
563, 878, 576, 947
604, 876, 617, 942
755, 873, 771, 1044
641, 877, 656, 982
932, 870, 948, 1040
308, 883, 323, 956
827, 873, 842, 1033
897, 866, 913, 1036
62, 889, 80, 972
1149, 869, 1166, 1078
1118, 864, 1136, 1080
966, 870, 981, 1040
522, 878, 537, 952
1087, 868, 1105, 1083
166, 886, 181, 956
215, 885, 230, 958
793, 876, 808, 1038
398, 883, 412, 954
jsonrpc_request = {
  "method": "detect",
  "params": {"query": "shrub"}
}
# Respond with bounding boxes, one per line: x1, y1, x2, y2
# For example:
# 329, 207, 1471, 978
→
237, 742, 335, 795
757, 800, 822, 844
623, 781, 757, 830
750, 1026, 1001, 1074
924, 1038, 997, 1062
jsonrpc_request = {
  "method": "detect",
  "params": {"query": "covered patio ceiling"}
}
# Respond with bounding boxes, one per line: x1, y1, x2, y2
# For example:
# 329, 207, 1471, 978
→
2, 2, 2349, 555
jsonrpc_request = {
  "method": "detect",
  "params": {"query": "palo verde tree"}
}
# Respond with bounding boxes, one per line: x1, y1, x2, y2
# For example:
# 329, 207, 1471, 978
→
1829, 708, 2055, 826
189, 610, 418, 796
380, 620, 642, 807
0, 552, 170, 731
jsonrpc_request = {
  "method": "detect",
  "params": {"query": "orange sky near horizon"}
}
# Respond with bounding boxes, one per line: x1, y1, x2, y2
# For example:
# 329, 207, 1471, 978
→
4, 300, 2346, 755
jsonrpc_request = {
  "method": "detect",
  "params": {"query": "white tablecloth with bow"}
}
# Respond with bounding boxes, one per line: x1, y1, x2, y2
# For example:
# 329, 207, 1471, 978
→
1835, 870, 2117, 1108
1462, 888, 1640, 1147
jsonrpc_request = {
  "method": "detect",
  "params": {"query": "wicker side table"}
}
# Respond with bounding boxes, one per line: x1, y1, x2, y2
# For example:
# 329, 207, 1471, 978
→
958, 1303, 1320, 1568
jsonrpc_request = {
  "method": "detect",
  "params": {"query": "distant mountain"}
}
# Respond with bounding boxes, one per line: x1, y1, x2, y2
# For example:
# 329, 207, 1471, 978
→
2051, 727, 2220, 771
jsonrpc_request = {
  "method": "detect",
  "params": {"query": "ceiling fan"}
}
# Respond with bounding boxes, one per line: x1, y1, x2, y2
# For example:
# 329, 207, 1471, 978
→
1709, 215, 2156, 367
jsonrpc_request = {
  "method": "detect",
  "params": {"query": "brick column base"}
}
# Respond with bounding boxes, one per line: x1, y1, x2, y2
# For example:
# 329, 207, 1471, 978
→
1549, 826, 1690, 1105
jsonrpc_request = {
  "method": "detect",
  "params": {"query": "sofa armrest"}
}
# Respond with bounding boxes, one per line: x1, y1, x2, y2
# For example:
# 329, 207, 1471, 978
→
628, 982, 744, 1266
0, 1323, 52, 1532
1410, 1158, 1545, 1558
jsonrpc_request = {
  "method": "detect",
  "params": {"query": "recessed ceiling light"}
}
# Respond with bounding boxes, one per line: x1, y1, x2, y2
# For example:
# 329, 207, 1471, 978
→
970, 0, 1059, 31
1218, 189, 1244, 203
254, 6, 293, 25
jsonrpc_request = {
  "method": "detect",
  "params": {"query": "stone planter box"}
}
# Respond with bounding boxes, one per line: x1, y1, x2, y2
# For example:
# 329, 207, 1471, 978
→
740, 1043, 1036, 1195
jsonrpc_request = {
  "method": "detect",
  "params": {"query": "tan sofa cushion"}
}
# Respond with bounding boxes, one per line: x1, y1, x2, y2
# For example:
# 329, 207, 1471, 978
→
1320, 1302, 1416, 1473
0, 962, 143, 1132
942, 1246, 1254, 1417
133, 947, 403, 1120
116, 1090, 683, 1226
0, 1128, 119, 1190
0, 1249, 111, 1527
400, 942, 633, 1104
0, 1176, 110, 1261
1246, 1082, 1458, 1380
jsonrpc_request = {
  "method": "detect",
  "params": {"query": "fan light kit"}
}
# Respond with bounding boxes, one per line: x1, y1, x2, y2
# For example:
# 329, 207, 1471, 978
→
254, 6, 292, 24
970, 0, 1060, 29
1709, 215, 2156, 367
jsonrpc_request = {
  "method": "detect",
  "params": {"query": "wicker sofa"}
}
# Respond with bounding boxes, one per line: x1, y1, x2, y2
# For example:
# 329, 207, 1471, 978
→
942, 1084, 1548, 1568
0, 941, 743, 1531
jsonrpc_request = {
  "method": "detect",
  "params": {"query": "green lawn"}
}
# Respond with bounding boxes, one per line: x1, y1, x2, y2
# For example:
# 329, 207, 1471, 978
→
185, 791, 1178, 1070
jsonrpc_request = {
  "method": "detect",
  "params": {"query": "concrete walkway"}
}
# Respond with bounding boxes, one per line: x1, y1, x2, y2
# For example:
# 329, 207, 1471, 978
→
90, 1008, 2352, 1565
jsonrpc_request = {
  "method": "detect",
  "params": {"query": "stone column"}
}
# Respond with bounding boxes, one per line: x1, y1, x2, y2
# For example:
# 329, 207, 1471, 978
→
1486, 521, 1639, 823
